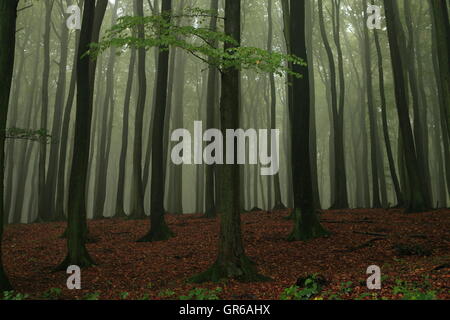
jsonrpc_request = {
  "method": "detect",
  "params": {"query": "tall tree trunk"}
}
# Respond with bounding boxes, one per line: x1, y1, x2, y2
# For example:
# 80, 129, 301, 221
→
46, 4, 70, 221
37, 0, 55, 222
266, 0, 285, 211
190, 0, 264, 283
0, 0, 19, 292
55, 26, 81, 222
142, 0, 160, 193
383, 0, 427, 213
93, 1, 119, 219
11, 53, 39, 223
115, 48, 137, 218
281, 0, 294, 209
4, 36, 27, 223
330, 0, 349, 209
429, 0, 450, 196
306, 0, 321, 210
129, 0, 148, 220
362, 0, 381, 208
373, 23, 404, 206
318, 0, 348, 209
203, 0, 219, 218
429, 0, 450, 140
403, 0, 432, 207
288, 0, 328, 241
138, 0, 174, 241
167, 49, 185, 214
57, 0, 98, 269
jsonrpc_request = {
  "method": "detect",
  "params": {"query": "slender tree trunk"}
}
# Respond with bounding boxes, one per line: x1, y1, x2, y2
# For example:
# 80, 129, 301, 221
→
129, 0, 148, 220
138, 0, 174, 241
203, 0, 219, 218
46, 7, 70, 221
383, 0, 427, 213
142, 0, 160, 193
318, 0, 348, 209
306, 0, 321, 210
93, 1, 119, 219
12, 62, 38, 223
362, 0, 381, 208
4, 39, 26, 223
373, 24, 404, 206
330, 0, 349, 209
37, 0, 54, 222
55, 27, 81, 222
266, 0, 285, 211
115, 48, 137, 218
57, 0, 98, 269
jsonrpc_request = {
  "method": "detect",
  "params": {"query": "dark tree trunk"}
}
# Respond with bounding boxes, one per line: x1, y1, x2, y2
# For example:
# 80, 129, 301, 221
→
129, 0, 147, 220
267, 0, 285, 211
373, 24, 404, 206
0, 0, 19, 292
93, 1, 119, 219
306, 0, 321, 210
190, 0, 265, 283
142, 0, 160, 193
318, 0, 348, 209
362, 0, 381, 208
429, 0, 450, 195
383, 0, 428, 213
167, 49, 185, 215
138, 0, 174, 241
288, 0, 328, 241
46, 5, 70, 221
37, 0, 54, 222
55, 27, 81, 222
429, 0, 450, 141
115, 48, 137, 218
403, 0, 432, 207
57, 0, 98, 269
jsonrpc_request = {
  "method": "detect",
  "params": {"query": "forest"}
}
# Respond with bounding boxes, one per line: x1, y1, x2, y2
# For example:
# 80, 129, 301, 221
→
0, 0, 449, 301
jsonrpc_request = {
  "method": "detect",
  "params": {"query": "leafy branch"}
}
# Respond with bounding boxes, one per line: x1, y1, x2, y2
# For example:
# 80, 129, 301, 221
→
88, 8, 305, 78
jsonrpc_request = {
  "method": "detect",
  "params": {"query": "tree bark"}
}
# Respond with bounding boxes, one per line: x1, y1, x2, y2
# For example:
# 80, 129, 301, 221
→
383, 0, 428, 213
373, 23, 404, 206
318, 0, 348, 209
190, 0, 265, 283
288, 0, 328, 241
0, 0, 19, 292
57, 0, 98, 269
138, 0, 174, 241
37, 0, 54, 222
362, 0, 381, 208
46, 3, 70, 221
115, 48, 137, 218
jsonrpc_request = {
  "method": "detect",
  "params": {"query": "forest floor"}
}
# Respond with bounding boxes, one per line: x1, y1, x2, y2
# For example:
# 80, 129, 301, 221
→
3, 209, 450, 300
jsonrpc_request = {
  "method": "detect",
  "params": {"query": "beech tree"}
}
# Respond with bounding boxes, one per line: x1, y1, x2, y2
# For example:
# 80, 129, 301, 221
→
57, 0, 98, 269
0, 0, 19, 292
383, 0, 428, 213
288, 0, 328, 241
